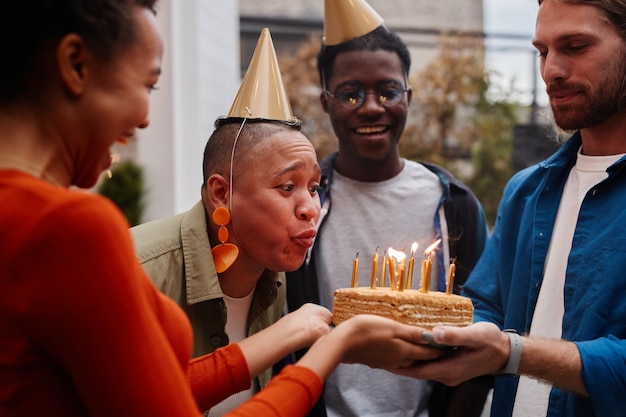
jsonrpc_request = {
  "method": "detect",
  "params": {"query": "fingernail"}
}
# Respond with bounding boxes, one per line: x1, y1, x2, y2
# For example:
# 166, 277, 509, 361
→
433, 328, 445, 342
422, 331, 434, 343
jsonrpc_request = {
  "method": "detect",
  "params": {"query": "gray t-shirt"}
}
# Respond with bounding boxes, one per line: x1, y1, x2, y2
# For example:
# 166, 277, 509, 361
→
319, 159, 442, 417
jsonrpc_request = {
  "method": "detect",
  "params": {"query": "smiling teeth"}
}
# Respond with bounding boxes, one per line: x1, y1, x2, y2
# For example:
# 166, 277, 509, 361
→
356, 126, 386, 134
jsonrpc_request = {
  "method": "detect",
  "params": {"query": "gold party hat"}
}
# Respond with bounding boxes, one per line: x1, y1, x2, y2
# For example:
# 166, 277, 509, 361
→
324, 0, 384, 46
226, 28, 297, 124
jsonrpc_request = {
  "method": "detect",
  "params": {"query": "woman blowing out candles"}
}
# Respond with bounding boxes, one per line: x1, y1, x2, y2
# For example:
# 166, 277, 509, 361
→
0, 1, 445, 416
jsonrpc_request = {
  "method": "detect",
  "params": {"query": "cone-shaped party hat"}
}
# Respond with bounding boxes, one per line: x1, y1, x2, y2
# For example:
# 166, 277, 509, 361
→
324, 0, 384, 46
226, 28, 298, 124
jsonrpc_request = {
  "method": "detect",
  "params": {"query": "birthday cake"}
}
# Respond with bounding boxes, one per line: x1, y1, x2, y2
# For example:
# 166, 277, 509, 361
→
331, 287, 474, 330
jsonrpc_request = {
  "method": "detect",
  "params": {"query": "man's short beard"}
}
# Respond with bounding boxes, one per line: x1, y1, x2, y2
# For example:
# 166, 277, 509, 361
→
551, 96, 619, 131
550, 69, 626, 131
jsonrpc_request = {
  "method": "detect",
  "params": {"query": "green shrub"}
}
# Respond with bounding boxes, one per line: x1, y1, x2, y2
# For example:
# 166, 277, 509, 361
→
97, 160, 145, 226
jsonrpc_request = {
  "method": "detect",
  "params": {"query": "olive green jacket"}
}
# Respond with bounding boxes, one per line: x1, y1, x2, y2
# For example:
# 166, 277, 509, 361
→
131, 201, 286, 389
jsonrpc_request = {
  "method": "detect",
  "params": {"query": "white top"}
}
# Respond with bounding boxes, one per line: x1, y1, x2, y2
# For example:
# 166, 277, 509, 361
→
207, 287, 256, 417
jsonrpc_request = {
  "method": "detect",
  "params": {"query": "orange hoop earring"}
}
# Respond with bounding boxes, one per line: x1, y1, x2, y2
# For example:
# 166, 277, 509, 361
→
211, 207, 239, 273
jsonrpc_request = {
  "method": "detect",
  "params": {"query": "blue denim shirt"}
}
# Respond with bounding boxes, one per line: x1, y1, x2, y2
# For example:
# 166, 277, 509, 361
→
464, 132, 626, 417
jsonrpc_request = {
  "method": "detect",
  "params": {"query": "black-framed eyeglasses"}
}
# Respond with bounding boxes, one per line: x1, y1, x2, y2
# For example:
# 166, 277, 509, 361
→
324, 81, 408, 110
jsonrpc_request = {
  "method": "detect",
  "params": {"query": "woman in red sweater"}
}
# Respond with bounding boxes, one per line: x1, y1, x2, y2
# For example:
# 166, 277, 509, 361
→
0, 1, 442, 416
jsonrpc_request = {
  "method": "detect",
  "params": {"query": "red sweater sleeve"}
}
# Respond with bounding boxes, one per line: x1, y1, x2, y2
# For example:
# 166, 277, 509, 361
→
224, 365, 323, 417
188, 343, 252, 411
188, 345, 322, 417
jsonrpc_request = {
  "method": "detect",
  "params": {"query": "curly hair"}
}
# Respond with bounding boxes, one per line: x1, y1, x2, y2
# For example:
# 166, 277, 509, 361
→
317, 25, 411, 88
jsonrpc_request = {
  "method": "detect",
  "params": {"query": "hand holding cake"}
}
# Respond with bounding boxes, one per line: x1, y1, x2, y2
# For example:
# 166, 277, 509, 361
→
392, 322, 514, 386
297, 314, 450, 381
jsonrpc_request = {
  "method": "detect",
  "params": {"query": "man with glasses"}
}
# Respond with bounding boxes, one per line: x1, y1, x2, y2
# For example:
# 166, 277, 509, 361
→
285, 0, 491, 416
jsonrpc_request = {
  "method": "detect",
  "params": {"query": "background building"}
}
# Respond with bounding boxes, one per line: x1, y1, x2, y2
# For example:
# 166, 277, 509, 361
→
239, 0, 483, 76
135, 0, 240, 221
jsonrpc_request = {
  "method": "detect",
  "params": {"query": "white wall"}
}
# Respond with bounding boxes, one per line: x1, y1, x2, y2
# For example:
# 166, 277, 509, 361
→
138, 0, 240, 221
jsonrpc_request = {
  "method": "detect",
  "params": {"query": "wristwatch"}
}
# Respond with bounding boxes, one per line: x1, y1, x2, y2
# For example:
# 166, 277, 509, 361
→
498, 329, 522, 375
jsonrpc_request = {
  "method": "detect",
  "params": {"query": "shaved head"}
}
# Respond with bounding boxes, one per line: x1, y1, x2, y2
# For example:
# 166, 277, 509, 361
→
202, 120, 303, 185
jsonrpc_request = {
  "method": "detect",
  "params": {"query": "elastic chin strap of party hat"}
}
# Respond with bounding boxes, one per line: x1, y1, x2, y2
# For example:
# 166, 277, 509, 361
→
227, 107, 252, 238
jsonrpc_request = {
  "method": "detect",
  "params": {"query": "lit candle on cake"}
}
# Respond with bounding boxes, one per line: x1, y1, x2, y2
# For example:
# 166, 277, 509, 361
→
370, 247, 379, 289
420, 256, 429, 293
351, 252, 359, 288
387, 247, 406, 291
420, 239, 441, 293
397, 251, 407, 291
380, 249, 387, 287
407, 242, 418, 288
446, 258, 456, 295
388, 253, 397, 290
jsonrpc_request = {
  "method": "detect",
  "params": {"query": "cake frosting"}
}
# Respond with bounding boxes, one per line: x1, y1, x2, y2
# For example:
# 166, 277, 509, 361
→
332, 287, 473, 329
